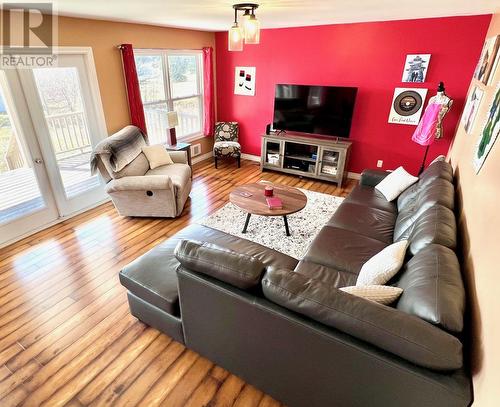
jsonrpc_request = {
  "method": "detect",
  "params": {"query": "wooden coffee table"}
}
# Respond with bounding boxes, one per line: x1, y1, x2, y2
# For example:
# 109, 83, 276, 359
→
229, 183, 307, 236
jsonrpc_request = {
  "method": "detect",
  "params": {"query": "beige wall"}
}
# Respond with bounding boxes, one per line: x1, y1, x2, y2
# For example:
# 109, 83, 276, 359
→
3, 14, 215, 155
448, 13, 500, 406
57, 16, 215, 155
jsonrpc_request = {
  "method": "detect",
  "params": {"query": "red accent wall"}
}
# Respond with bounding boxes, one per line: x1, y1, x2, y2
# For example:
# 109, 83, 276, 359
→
215, 15, 492, 174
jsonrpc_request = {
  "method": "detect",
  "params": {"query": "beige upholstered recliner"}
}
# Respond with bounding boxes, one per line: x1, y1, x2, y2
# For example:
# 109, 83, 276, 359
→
91, 126, 191, 218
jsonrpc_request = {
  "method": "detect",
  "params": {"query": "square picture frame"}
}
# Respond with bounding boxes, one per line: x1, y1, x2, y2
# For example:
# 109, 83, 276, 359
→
402, 54, 431, 83
234, 67, 256, 96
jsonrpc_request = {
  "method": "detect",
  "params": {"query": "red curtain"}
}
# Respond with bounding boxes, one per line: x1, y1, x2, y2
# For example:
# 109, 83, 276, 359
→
203, 47, 215, 136
119, 44, 147, 133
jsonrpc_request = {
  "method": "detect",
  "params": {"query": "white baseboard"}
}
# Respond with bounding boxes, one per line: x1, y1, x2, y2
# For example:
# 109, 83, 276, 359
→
191, 152, 213, 164
241, 153, 261, 162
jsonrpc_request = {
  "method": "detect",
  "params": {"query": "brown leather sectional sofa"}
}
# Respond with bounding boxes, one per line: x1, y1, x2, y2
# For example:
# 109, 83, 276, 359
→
120, 160, 472, 407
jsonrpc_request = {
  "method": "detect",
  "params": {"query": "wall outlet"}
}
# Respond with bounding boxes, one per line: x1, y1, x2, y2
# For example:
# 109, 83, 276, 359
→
377, 160, 383, 168
191, 143, 201, 157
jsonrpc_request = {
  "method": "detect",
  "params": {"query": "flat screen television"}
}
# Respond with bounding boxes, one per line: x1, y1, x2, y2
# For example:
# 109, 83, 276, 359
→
272, 84, 358, 138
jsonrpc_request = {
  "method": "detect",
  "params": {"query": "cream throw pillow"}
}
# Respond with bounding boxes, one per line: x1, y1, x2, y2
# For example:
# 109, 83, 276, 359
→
375, 166, 418, 201
142, 145, 174, 169
356, 240, 409, 286
340, 285, 403, 305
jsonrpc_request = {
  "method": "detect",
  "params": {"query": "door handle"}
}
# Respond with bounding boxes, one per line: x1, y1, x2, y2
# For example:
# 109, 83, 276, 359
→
34, 158, 43, 164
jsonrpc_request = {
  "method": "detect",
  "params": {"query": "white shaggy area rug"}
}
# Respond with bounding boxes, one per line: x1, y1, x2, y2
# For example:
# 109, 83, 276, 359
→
199, 189, 344, 259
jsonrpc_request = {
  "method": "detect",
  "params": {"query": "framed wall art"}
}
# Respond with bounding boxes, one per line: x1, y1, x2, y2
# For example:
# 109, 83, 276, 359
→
461, 86, 485, 134
473, 35, 500, 85
473, 84, 500, 173
388, 87, 428, 126
402, 54, 431, 83
234, 67, 256, 96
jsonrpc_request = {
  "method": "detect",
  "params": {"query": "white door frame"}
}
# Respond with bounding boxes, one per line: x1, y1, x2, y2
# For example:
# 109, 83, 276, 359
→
18, 46, 109, 216
0, 47, 109, 247
0, 70, 60, 246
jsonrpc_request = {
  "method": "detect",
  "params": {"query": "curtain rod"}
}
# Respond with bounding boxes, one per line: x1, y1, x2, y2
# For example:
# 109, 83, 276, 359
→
116, 45, 205, 51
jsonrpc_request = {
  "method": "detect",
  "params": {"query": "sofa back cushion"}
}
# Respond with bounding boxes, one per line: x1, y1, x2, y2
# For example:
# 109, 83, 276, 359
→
261, 268, 463, 370
394, 244, 464, 333
419, 160, 453, 185
174, 239, 266, 290
396, 204, 457, 255
397, 160, 453, 210
115, 152, 150, 179
394, 178, 454, 240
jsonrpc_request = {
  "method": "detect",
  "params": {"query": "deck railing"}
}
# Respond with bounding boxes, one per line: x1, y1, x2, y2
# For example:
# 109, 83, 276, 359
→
2, 111, 92, 172
46, 111, 92, 158
4, 135, 24, 171
144, 108, 199, 144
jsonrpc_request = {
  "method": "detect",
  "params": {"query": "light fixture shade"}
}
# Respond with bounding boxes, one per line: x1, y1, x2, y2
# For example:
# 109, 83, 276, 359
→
228, 23, 244, 51
244, 15, 260, 44
166, 111, 179, 128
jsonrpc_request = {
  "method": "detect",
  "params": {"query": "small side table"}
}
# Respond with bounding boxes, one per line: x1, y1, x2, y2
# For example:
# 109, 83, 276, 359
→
165, 142, 192, 167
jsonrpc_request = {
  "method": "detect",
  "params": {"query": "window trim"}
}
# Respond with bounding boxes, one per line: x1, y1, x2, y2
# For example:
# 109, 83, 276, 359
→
134, 48, 204, 142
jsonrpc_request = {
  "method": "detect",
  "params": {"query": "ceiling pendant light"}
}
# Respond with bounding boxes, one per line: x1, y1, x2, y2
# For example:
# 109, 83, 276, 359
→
244, 10, 260, 44
229, 3, 261, 51
228, 8, 243, 51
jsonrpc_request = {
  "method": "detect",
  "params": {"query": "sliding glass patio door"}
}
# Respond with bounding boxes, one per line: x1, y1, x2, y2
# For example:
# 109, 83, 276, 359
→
0, 48, 108, 247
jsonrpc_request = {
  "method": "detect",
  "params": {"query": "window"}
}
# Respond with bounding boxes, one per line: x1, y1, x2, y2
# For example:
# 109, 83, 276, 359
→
135, 50, 204, 144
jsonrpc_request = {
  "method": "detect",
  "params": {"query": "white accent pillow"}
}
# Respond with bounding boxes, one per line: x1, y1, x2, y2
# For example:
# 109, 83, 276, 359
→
142, 145, 174, 169
340, 285, 403, 305
375, 166, 418, 201
356, 240, 409, 286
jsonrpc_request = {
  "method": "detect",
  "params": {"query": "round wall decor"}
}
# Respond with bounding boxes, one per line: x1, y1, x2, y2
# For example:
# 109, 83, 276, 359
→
393, 90, 423, 116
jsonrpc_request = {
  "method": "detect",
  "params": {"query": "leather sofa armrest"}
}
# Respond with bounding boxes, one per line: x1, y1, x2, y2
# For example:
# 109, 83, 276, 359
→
169, 151, 188, 164
360, 169, 389, 187
105, 175, 173, 193
174, 240, 266, 290
261, 268, 463, 371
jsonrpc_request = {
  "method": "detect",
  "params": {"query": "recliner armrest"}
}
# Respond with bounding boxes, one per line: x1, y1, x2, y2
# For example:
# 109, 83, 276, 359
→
261, 268, 463, 371
105, 175, 173, 193
169, 151, 188, 164
360, 169, 389, 187
174, 240, 266, 290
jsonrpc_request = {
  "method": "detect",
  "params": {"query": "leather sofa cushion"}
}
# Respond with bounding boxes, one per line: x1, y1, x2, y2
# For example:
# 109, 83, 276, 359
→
294, 260, 357, 288
261, 268, 463, 371
396, 205, 457, 255
394, 179, 455, 240
304, 226, 387, 274
419, 160, 453, 186
120, 224, 298, 315
174, 240, 266, 290
359, 169, 389, 187
397, 163, 454, 210
344, 185, 397, 213
327, 202, 396, 243
394, 244, 465, 333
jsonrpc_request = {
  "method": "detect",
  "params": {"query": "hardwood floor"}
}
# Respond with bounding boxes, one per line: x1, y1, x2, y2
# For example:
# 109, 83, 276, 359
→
0, 158, 356, 406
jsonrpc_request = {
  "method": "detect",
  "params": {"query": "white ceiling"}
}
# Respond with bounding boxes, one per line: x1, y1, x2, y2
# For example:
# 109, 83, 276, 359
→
54, 0, 499, 31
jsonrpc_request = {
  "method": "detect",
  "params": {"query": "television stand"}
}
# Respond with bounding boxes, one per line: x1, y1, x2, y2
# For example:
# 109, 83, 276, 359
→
260, 133, 352, 187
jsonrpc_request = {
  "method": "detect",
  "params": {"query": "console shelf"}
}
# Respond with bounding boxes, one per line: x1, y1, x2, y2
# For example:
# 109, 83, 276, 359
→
260, 133, 352, 187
